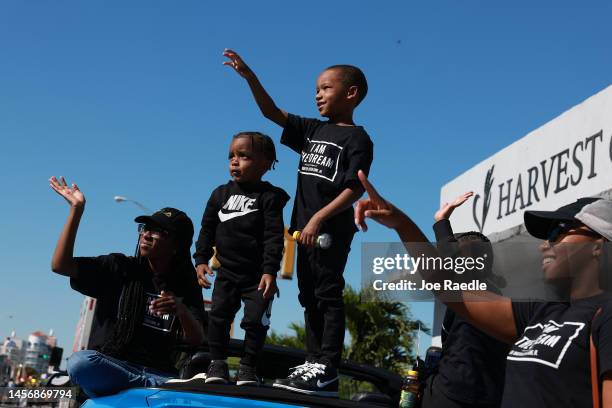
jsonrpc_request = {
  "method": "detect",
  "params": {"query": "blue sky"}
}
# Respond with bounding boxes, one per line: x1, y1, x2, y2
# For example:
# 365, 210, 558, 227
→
1, 1, 611, 366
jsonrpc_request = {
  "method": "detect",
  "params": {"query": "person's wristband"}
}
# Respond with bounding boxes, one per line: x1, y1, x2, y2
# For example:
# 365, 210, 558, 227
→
433, 219, 454, 242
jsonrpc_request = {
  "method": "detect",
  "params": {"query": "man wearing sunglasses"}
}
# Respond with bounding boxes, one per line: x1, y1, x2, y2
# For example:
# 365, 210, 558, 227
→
49, 176, 205, 398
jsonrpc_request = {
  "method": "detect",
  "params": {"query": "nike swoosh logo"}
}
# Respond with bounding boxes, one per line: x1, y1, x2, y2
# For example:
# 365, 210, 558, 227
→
218, 209, 259, 222
316, 377, 338, 388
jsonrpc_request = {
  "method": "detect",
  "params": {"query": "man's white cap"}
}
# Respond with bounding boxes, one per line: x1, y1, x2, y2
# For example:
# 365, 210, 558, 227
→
575, 199, 612, 241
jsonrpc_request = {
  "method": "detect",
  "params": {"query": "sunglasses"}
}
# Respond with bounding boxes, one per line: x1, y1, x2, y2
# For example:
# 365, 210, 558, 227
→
138, 224, 170, 240
546, 221, 601, 243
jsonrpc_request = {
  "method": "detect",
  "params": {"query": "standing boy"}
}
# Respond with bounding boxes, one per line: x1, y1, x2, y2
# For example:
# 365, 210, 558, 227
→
194, 132, 289, 386
224, 49, 373, 397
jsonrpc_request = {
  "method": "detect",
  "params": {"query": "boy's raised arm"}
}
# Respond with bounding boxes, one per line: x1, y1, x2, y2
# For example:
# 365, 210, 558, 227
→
223, 49, 288, 127
355, 171, 518, 343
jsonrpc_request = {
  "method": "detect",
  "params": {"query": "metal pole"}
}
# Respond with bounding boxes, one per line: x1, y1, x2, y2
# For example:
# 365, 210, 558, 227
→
113, 196, 152, 214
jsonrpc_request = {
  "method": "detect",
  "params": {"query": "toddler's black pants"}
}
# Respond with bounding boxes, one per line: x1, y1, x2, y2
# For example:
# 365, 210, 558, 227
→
208, 272, 273, 367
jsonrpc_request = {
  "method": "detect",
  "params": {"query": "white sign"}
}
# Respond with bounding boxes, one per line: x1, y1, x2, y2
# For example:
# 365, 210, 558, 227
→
441, 85, 612, 236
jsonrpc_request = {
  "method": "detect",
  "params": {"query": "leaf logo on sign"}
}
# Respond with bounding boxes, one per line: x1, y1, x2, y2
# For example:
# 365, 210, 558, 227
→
472, 165, 495, 233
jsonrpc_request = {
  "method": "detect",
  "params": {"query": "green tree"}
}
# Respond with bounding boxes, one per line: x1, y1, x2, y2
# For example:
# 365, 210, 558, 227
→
267, 322, 306, 349
344, 285, 429, 372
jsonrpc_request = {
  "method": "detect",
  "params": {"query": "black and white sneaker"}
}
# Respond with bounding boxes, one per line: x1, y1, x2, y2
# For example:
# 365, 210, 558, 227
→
236, 364, 260, 386
284, 363, 339, 397
204, 360, 229, 384
272, 361, 314, 390
165, 372, 207, 384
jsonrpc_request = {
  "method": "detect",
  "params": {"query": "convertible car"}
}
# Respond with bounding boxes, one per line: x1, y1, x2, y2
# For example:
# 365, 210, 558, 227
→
78, 340, 402, 408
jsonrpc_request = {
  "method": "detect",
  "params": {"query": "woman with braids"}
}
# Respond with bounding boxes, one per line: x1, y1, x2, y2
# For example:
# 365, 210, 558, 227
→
193, 131, 289, 385
49, 176, 205, 397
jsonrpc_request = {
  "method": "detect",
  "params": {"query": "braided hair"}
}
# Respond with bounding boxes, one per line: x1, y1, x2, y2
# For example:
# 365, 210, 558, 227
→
100, 230, 200, 359
99, 276, 145, 358
233, 131, 279, 170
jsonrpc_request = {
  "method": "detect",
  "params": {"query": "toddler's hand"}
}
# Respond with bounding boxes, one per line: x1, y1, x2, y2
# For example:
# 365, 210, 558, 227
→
196, 263, 214, 289
258, 274, 277, 299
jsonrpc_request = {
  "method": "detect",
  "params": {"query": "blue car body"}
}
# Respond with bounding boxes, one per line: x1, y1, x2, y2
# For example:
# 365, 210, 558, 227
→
82, 388, 304, 408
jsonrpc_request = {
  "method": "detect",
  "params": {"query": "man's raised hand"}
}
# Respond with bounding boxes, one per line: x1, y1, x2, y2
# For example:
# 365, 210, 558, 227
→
49, 176, 85, 209
223, 49, 254, 79
354, 170, 405, 231
434, 191, 473, 222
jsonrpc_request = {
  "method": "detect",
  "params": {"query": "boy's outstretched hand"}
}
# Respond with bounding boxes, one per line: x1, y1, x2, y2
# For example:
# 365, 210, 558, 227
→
434, 191, 473, 222
258, 274, 277, 299
223, 49, 254, 79
354, 170, 405, 231
196, 263, 215, 289
49, 176, 85, 209
222, 48, 287, 127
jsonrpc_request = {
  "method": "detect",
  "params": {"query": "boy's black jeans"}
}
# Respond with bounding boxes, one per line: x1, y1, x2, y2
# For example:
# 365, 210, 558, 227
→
296, 231, 354, 368
208, 271, 273, 367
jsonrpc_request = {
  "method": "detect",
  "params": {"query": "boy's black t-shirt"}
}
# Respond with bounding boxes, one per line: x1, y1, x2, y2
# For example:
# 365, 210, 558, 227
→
71, 253, 205, 373
435, 309, 508, 405
280, 113, 373, 236
502, 295, 612, 408
432, 219, 509, 405
193, 180, 289, 283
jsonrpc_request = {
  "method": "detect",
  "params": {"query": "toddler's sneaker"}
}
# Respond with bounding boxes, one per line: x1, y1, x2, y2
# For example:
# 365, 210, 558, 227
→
204, 360, 229, 384
236, 364, 260, 386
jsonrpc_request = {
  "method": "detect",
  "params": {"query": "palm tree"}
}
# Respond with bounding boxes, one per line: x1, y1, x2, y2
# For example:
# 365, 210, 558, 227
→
344, 285, 429, 372
266, 322, 306, 349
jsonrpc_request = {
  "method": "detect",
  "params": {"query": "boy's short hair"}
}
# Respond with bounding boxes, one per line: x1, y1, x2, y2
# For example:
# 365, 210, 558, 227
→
454, 231, 506, 289
325, 64, 368, 106
233, 131, 279, 169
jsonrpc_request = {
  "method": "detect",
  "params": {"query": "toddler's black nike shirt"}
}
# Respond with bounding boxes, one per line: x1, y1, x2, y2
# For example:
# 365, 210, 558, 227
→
194, 180, 289, 283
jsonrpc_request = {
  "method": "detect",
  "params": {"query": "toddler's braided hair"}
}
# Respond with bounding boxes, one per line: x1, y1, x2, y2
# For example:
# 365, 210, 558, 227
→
233, 131, 279, 170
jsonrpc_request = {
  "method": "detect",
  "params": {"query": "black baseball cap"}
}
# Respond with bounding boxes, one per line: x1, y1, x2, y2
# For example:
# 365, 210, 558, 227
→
524, 197, 601, 240
135, 207, 194, 248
